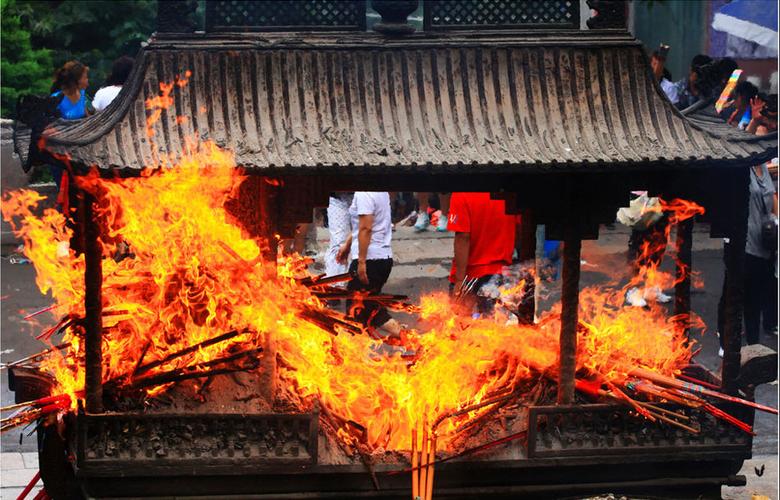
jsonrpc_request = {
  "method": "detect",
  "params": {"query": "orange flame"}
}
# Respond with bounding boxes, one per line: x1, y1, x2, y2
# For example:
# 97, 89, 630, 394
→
625, 196, 705, 297
1, 148, 698, 450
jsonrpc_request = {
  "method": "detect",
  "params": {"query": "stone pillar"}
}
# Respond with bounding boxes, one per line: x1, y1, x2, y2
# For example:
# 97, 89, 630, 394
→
674, 218, 694, 338
721, 170, 750, 394
557, 227, 581, 405
80, 191, 103, 413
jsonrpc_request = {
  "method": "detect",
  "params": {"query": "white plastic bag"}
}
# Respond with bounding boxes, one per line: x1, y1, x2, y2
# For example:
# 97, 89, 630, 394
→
616, 192, 663, 230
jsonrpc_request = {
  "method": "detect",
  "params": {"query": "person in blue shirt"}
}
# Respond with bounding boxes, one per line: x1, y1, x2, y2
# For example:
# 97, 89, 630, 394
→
51, 60, 92, 121
49, 61, 92, 199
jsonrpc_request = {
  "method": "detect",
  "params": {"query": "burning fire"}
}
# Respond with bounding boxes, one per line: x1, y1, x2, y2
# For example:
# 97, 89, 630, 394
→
0, 74, 713, 451
626, 196, 706, 295
1, 144, 702, 451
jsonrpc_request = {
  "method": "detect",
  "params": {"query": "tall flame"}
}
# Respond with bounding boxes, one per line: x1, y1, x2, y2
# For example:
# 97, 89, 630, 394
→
1, 144, 700, 450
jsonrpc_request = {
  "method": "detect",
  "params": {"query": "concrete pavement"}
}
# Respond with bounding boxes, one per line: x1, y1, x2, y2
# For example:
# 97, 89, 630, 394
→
0, 452, 43, 499
721, 454, 779, 499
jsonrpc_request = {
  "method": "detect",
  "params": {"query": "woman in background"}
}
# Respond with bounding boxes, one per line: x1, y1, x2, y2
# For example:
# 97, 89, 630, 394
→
49, 61, 91, 204
93, 56, 134, 111
51, 60, 91, 121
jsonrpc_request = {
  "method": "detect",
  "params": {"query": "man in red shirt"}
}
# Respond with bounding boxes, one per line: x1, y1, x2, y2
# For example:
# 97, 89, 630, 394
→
448, 192, 520, 316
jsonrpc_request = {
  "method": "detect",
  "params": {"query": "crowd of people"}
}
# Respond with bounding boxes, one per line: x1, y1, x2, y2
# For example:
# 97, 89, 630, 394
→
647, 47, 778, 351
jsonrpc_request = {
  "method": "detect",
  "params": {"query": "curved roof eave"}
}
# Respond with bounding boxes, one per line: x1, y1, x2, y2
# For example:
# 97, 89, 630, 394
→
39, 32, 777, 174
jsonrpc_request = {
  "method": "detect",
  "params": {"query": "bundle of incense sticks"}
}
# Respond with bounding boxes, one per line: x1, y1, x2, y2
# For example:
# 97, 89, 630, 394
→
0, 394, 72, 433
411, 424, 436, 500
568, 363, 775, 436
0, 342, 70, 371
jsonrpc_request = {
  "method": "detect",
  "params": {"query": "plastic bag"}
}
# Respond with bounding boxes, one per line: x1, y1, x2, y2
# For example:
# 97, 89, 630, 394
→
617, 192, 663, 230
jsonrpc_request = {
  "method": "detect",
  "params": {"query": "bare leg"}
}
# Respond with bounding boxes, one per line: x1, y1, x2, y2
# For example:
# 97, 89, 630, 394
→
440, 193, 451, 215
416, 192, 429, 212
436, 193, 451, 231
293, 223, 310, 255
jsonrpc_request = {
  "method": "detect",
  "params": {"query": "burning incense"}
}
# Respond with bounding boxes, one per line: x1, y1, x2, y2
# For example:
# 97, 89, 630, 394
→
391, 430, 529, 477
0, 394, 71, 413
432, 389, 515, 430
702, 402, 754, 435
626, 379, 754, 435
676, 373, 720, 391
217, 240, 254, 267
22, 305, 57, 320
301, 271, 355, 287
0, 397, 71, 434
4, 145, 776, 456
134, 328, 247, 376
425, 435, 436, 500
35, 316, 73, 341
411, 429, 418, 499
631, 367, 778, 415
576, 378, 701, 434
0, 343, 70, 371
636, 401, 691, 421
419, 424, 429, 499
124, 347, 261, 392
645, 410, 699, 434
130, 365, 249, 391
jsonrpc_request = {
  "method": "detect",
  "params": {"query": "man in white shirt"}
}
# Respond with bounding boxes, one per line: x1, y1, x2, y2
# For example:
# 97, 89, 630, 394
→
336, 192, 401, 336
93, 85, 122, 111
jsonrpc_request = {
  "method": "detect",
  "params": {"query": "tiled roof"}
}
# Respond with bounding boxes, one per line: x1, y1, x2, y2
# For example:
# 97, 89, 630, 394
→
40, 32, 777, 172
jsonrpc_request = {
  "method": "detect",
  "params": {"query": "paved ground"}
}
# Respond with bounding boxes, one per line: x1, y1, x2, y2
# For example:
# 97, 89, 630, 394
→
0, 452, 43, 499
1, 222, 777, 498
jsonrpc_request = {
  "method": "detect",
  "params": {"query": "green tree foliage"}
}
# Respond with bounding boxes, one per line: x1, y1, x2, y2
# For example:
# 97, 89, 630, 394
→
1, 0, 53, 117
1, 0, 159, 117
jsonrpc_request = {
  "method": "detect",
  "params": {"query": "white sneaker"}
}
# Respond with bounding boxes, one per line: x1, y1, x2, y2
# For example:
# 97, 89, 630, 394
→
414, 212, 430, 232
435, 213, 449, 232
718, 347, 724, 358
625, 287, 648, 307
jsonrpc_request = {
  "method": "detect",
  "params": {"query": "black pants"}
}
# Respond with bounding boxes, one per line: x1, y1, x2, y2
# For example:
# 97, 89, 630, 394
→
744, 253, 777, 344
627, 215, 669, 275
346, 258, 393, 328
718, 244, 777, 346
